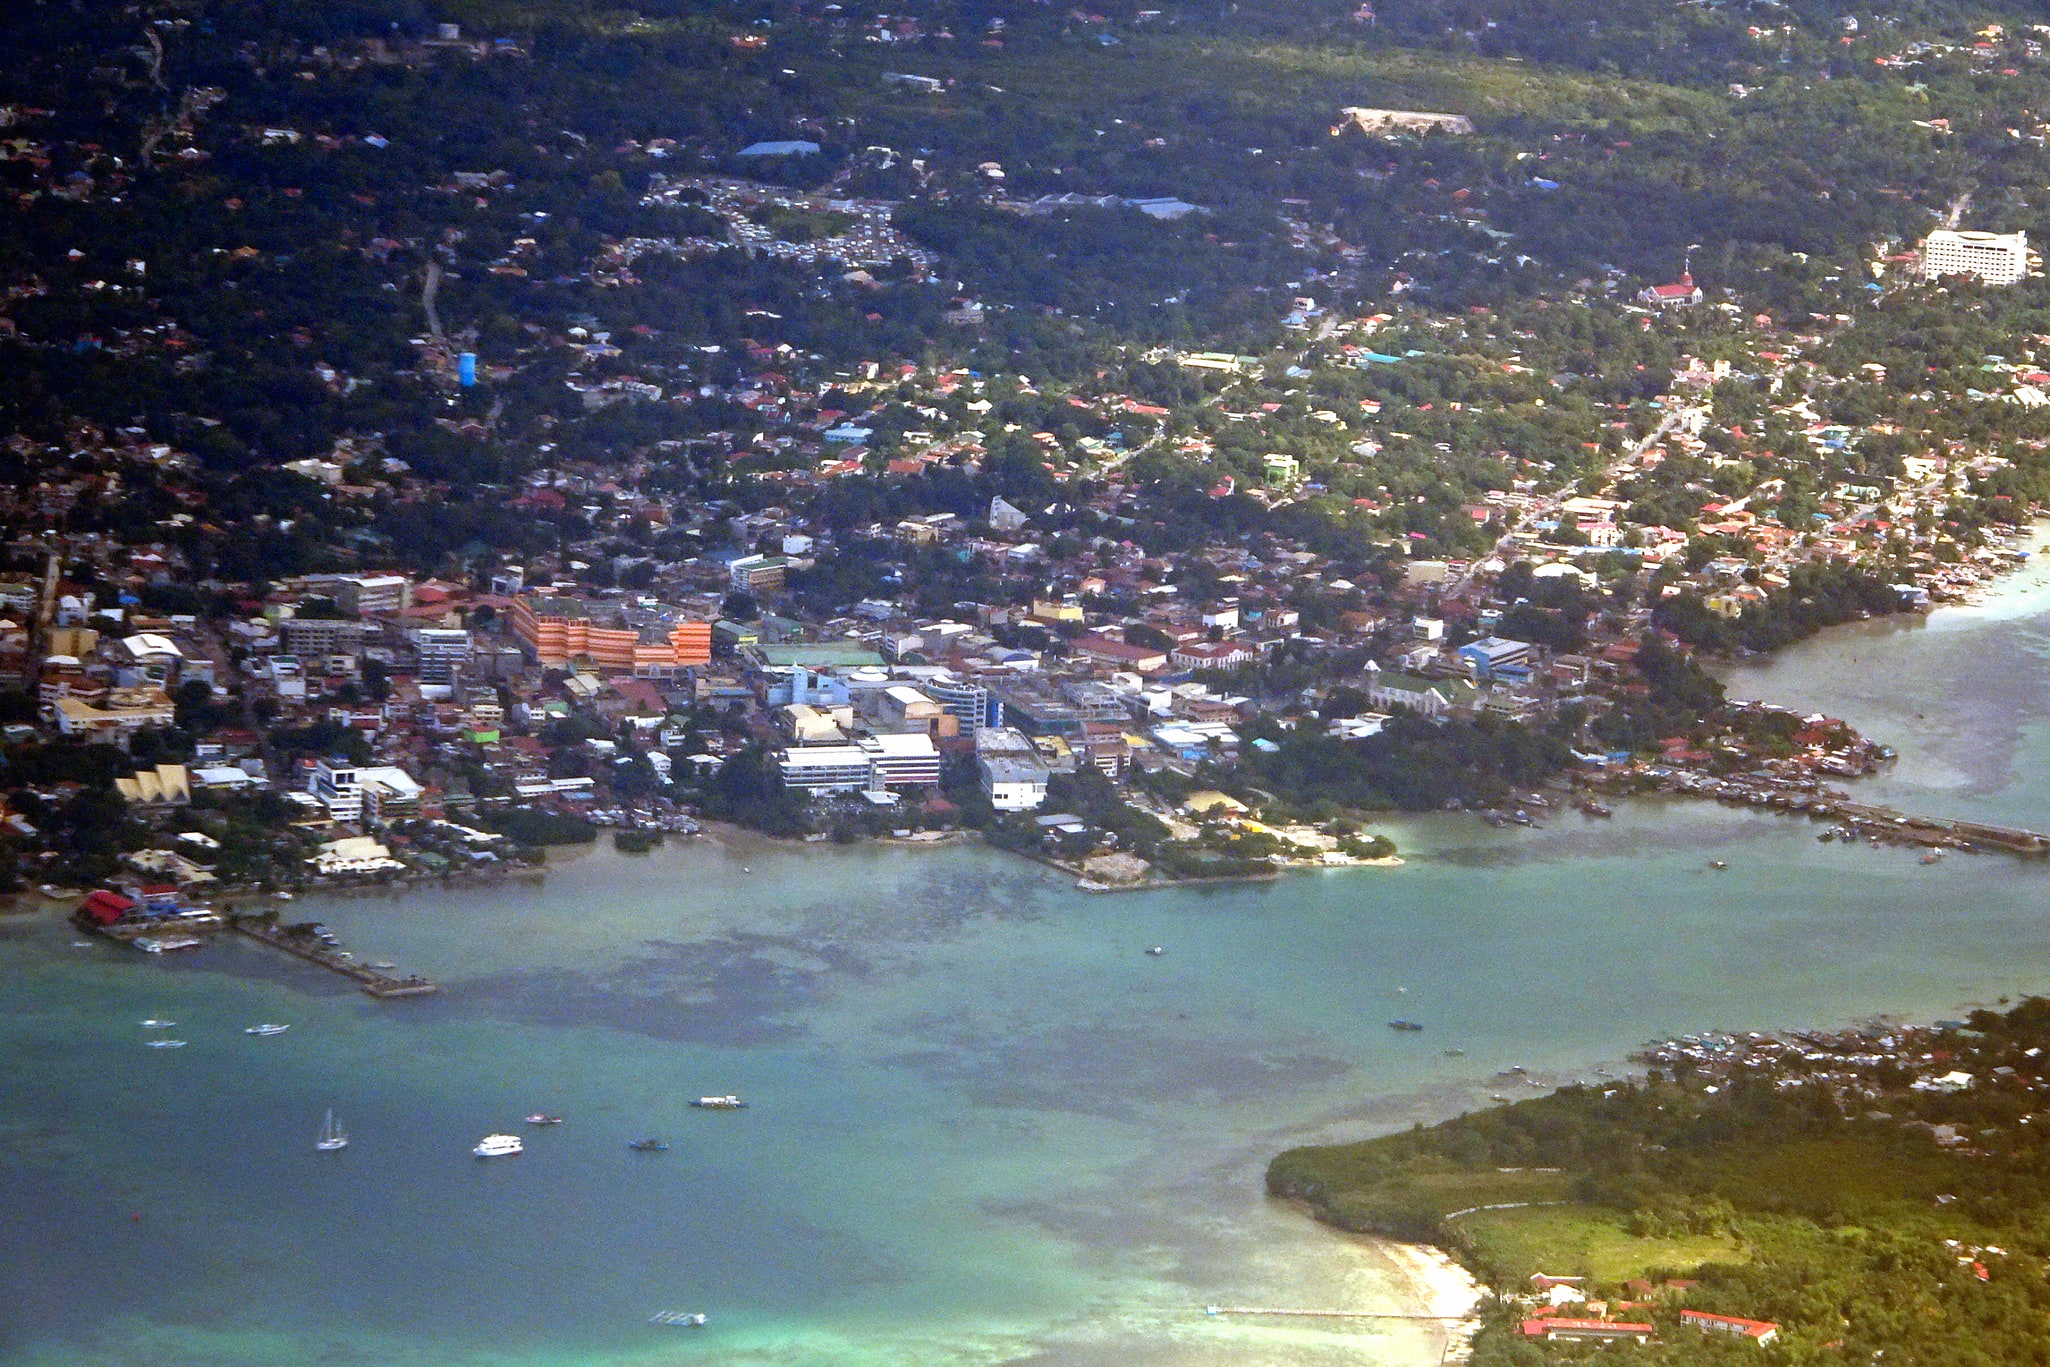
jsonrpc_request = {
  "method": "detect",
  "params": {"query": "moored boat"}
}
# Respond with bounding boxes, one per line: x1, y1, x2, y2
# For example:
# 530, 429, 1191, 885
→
245, 1023, 290, 1036
628, 1137, 670, 1152
145, 1038, 187, 1049
317, 1109, 349, 1152
690, 1095, 748, 1110
525, 1113, 564, 1126
1387, 1019, 1424, 1032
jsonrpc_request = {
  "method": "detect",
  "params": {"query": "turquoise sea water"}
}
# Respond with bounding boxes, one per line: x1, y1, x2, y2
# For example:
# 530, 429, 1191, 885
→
10, 551, 2050, 1367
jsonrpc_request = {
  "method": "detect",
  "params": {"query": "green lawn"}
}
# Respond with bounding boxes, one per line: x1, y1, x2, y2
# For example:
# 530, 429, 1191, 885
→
1454, 1204, 1747, 1286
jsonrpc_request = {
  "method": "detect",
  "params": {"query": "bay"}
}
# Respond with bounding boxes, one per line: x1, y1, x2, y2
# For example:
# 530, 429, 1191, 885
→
7, 556, 2050, 1366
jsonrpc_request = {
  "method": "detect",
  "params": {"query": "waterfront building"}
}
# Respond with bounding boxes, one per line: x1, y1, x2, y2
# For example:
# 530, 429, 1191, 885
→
778, 744, 877, 793
357, 766, 425, 822
977, 727, 1052, 810
308, 756, 363, 823
777, 733, 942, 794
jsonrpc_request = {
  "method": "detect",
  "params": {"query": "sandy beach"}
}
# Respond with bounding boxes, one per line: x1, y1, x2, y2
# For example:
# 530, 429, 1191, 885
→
1378, 1239, 1486, 1358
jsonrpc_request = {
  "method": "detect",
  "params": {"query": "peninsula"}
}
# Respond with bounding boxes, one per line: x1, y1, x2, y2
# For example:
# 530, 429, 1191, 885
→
1270, 1000, 2050, 1365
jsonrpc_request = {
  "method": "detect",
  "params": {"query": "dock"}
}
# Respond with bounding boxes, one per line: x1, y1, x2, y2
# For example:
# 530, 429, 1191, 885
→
1204, 1306, 1470, 1321
1610, 772, 2050, 858
233, 920, 438, 998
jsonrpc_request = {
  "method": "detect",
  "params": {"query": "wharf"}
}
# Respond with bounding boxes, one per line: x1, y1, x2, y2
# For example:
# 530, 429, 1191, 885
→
87, 911, 226, 940
1203, 1306, 1469, 1321
232, 920, 438, 998
1612, 773, 2050, 856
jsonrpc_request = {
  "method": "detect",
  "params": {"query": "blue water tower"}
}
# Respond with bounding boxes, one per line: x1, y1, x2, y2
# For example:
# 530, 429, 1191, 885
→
458, 352, 477, 387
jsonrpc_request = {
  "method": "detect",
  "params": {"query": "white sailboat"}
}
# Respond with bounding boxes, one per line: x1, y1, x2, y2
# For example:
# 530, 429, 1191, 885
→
316, 1109, 349, 1152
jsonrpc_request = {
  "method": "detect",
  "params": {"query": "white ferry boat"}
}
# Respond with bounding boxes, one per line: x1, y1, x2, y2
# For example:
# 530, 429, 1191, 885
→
473, 1134, 524, 1158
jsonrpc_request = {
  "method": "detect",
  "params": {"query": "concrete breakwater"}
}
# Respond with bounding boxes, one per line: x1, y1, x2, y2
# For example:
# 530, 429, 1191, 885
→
1607, 771, 2050, 856
232, 919, 438, 998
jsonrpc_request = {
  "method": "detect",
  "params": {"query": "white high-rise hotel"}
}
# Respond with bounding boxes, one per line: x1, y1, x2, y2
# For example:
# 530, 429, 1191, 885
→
1920, 229, 2030, 285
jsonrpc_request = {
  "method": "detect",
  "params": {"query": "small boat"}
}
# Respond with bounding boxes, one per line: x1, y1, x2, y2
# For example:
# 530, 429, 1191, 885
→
1387, 1020, 1424, 1032
245, 1023, 290, 1036
1578, 800, 1613, 818
146, 1039, 187, 1049
1921, 850, 1945, 865
525, 1114, 564, 1126
474, 1134, 524, 1158
649, 1310, 707, 1327
139, 1019, 176, 1029
628, 1138, 670, 1152
1443, 1048, 1466, 1057
1710, 860, 1728, 870
1490, 1094, 1512, 1103
1146, 945, 1165, 956
317, 1109, 349, 1152
690, 1095, 748, 1110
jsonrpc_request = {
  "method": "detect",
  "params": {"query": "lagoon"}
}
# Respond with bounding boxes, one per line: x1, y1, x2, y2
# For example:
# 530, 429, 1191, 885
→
8, 566, 2050, 1367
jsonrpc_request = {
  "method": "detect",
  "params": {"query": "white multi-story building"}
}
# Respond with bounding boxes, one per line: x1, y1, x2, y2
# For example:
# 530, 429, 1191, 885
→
414, 627, 472, 684
777, 733, 942, 794
1920, 229, 2030, 285
976, 727, 1051, 811
309, 756, 363, 823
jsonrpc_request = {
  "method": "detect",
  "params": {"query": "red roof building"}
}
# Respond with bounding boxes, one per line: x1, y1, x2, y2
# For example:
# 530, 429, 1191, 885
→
1681, 1311, 1779, 1344
78, 889, 136, 925
1521, 1319, 1656, 1344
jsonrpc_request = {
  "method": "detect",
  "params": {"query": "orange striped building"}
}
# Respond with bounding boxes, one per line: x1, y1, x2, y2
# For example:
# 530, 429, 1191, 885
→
511, 598, 712, 675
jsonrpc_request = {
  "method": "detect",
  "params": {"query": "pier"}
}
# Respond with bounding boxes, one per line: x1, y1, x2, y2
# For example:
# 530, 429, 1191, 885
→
233, 920, 439, 998
1203, 1306, 1471, 1321
1606, 772, 2050, 858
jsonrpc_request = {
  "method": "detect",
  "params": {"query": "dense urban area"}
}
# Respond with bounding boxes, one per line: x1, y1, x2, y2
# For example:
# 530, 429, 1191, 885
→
12, 0, 2050, 1355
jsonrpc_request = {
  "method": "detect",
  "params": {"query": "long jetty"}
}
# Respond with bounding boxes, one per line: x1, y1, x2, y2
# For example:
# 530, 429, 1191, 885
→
1204, 1306, 1472, 1321
1614, 772, 2050, 857
233, 920, 438, 998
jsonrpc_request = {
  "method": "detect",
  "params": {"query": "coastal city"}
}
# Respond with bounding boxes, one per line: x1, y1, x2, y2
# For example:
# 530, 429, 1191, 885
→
15, 1, 2050, 1365
12, 222, 2050, 945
